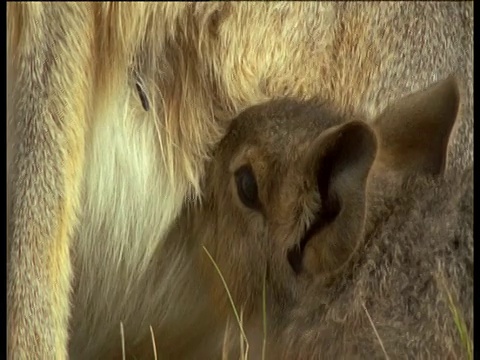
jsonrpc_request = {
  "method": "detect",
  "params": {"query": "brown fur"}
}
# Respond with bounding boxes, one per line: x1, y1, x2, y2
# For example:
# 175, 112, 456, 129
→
148, 77, 470, 359
7, 2, 472, 359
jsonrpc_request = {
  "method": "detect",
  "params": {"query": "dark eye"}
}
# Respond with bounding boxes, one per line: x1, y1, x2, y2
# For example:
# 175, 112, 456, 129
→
234, 165, 260, 210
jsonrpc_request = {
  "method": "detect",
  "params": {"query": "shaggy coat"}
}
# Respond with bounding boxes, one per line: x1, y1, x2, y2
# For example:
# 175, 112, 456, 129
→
7, 3, 473, 359
131, 78, 471, 359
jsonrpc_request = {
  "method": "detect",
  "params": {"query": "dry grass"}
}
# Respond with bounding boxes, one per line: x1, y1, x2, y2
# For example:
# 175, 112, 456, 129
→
117, 247, 267, 360
120, 322, 126, 360
202, 246, 269, 360
116, 262, 470, 360
362, 303, 390, 360
149, 326, 158, 360
436, 273, 473, 360
202, 246, 250, 359
261, 266, 267, 360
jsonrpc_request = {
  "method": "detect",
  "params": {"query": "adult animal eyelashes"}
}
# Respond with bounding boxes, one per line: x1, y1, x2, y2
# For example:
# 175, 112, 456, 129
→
134, 72, 150, 111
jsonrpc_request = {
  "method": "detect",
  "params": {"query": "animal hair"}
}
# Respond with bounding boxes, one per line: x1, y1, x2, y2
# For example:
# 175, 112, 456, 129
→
7, 2, 472, 359
274, 165, 473, 359
129, 76, 471, 359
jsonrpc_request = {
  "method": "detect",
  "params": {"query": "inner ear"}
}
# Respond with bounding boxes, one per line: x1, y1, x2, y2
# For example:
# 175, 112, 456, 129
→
290, 121, 377, 276
316, 121, 377, 215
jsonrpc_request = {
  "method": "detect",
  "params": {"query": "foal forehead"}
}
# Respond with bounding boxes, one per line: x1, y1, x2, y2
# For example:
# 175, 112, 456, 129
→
227, 98, 344, 153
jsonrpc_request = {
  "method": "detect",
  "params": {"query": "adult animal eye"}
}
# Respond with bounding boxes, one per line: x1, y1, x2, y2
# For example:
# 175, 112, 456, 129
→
234, 165, 260, 210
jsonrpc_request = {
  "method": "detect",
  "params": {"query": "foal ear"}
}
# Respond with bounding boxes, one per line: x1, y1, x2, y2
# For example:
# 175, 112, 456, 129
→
372, 75, 460, 177
296, 121, 377, 276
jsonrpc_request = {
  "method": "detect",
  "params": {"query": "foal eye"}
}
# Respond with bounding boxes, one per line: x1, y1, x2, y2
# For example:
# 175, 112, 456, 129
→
234, 165, 260, 210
